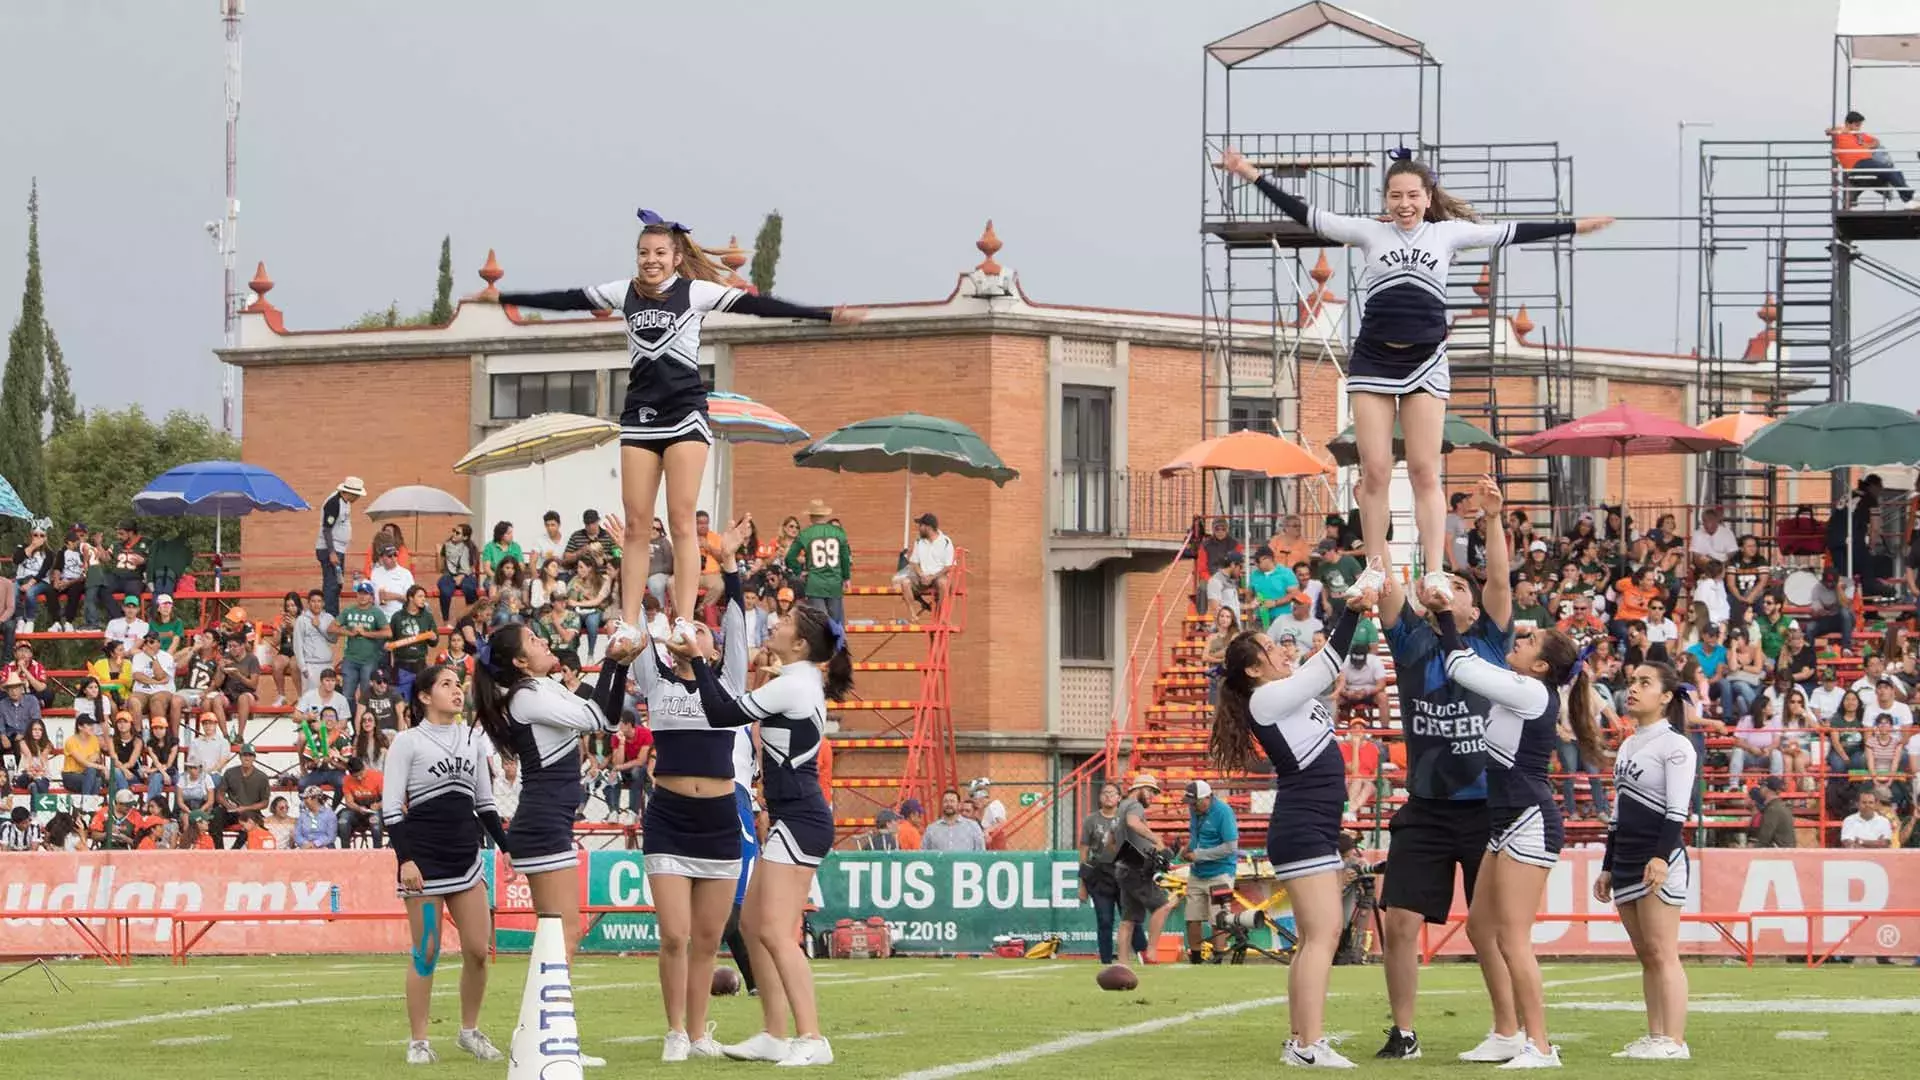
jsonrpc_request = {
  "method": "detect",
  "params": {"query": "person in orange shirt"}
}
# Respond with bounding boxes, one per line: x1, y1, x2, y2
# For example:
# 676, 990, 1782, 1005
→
815, 734, 833, 811
1829, 110, 1916, 208
895, 798, 925, 851
1611, 566, 1660, 627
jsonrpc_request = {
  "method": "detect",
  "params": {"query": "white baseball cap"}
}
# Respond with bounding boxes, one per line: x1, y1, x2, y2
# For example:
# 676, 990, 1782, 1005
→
1184, 779, 1213, 801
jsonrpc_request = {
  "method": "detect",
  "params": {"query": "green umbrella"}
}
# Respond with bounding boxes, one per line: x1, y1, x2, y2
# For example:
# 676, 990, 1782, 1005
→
1740, 401, 1920, 582
1325, 415, 1509, 468
1738, 401, 1920, 471
792, 413, 1019, 545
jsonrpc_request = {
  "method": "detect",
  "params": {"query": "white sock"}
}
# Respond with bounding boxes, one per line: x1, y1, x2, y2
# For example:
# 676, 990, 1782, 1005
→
459, 1028, 476, 1038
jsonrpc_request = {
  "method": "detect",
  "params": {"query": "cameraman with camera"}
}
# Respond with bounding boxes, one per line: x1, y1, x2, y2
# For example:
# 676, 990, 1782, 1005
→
1112, 773, 1175, 966
1336, 832, 1385, 965
1180, 779, 1238, 964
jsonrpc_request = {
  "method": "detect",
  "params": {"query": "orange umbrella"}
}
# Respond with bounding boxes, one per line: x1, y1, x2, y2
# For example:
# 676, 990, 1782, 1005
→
1697, 412, 1775, 445
1160, 430, 1334, 478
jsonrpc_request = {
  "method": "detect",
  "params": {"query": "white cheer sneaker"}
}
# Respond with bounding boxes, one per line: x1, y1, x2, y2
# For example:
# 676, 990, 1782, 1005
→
661, 1030, 692, 1062
1459, 1030, 1527, 1063
774, 1035, 834, 1067
688, 1022, 723, 1059
721, 1031, 792, 1062
1283, 1037, 1357, 1068
1496, 1042, 1562, 1069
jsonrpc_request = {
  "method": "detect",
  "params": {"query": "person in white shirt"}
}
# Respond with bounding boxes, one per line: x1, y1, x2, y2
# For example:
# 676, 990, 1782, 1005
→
1271, 604, 1323, 650
105, 595, 150, 655
128, 633, 180, 731
527, 510, 568, 572
1862, 679, 1914, 727
1807, 668, 1846, 720
969, 779, 1007, 842
893, 513, 957, 624
1205, 555, 1244, 622
295, 667, 351, 725
1689, 508, 1739, 566
1850, 657, 1906, 700
291, 589, 339, 689
369, 545, 415, 619
1840, 789, 1895, 848
1692, 561, 1730, 627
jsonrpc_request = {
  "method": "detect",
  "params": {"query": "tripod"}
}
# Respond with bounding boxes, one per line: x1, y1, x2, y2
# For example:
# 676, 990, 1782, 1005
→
0, 958, 73, 994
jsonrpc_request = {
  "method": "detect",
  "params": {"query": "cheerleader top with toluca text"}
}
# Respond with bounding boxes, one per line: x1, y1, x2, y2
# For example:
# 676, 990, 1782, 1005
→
381, 721, 509, 853
629, 568, 752, 781
497, 662, 628, 789
690, 652, 829, 811
1242, 608, 1363, 812
1603, 719, 1697, 871
1435, 611, 1561, 813
497, 276, 833, 438
1247, 176, 1575, 347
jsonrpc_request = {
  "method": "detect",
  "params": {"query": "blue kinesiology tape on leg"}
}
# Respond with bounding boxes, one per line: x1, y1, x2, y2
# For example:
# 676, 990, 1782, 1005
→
412, 902, 441, 977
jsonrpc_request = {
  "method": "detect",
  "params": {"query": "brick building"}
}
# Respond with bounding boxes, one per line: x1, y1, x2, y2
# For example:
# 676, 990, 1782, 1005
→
220, 224, 1783, 836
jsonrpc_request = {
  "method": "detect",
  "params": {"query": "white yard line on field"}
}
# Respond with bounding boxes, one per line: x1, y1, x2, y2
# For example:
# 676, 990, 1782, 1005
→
1539, 972, 1640, 990
1555, 999, 1920, 1014
889, 996, 1290, 1080
1776, 1031, 1830, 1040
0, 994, 406, 1041
153, 1034, 231, 1046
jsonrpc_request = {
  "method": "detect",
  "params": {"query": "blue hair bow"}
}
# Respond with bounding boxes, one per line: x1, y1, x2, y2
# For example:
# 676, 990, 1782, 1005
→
1565, 640, 1601, 686
1674, 681, 1696, 704
1388, 146, 1416, 162
1206, 664, 1227, 680
637, 208, 691, 233
824, 617, 847, 655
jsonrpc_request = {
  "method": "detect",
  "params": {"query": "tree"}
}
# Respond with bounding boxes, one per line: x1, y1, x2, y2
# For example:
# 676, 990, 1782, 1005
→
430, 235, 454, 324
0, 180, 49, 530
45, 327, 78, 437
750, 210, 783, 295
44, 406, 239, 558
345, 300, 437, 330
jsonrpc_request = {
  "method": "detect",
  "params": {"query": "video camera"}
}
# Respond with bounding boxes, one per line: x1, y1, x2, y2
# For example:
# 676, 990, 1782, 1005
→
1209, 884, 1293, 965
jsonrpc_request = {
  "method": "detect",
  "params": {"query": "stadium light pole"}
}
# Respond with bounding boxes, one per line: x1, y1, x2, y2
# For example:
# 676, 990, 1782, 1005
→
1675, 120, 1714, 356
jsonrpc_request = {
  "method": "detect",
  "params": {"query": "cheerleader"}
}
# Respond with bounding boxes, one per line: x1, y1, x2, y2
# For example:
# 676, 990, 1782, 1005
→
1209, 594, 1378, 1070
627, 515, 756, 1061
1427, 584, 1604, 1071
668, 601, 852, 1068
383, 663, 508, 1066
471, 623, 639, 1068
1218, 146, 1612, 598
485, 211, 865, 646
1595, 662, 1697, 1061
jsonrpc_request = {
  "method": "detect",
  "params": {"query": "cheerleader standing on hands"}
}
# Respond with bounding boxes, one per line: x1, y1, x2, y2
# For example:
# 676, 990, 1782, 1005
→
486, 210, 865, 645
383, 662, 509, 1066
668, 600, 853, 1068
1210, 593, 1377, 1070
628, 515, 757, 1061
1424, 578, 1605, 1070
471, 622, 639, 1067
1219, 147, 1612, 596
1595, 662, 1698, 1061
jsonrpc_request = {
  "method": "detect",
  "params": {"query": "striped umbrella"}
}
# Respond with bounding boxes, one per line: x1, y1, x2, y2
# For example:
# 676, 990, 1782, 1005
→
0, 473, 31, 521
707, 391, 809, 445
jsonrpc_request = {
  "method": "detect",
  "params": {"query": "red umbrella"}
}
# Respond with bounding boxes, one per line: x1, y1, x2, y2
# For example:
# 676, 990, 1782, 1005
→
1508, 404, 1735, 553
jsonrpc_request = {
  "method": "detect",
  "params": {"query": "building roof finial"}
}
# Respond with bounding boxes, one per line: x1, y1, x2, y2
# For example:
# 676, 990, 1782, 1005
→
1511, 305, 1535, 340
243, 261, 276, 313
976, 220, 1003, 276
478, 249, 504, 300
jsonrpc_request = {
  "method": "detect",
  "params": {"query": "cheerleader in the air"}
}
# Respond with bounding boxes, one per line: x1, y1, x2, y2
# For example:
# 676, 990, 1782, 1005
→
383, 662, 509, 1066
1425, 574, 1605, 1070
471, 622, 640, 1067
1595, 662, 1698, 1061
668, 593, 853, 1068
1209, 589, 1378, 1069
625, 514, 757, 1061
484, 210, 865, 646
1218, 146, 1613, 599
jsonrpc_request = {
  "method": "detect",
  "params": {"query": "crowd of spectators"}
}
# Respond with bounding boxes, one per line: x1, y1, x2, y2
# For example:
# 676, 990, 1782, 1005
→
1186, 479, 1920, 851
1, 483, 964, 857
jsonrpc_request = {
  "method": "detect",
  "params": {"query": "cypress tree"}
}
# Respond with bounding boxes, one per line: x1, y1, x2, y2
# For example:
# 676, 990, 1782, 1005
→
0, 180, 50, 521
749, 211, 783, 295
46, 327, 78, 437
430, 235, 454, 324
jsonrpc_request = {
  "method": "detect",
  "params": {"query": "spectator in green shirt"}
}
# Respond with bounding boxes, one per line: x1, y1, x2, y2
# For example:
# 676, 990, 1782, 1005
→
336, 582, 390, 709
786, 500, 852, 624
536, 594, 583, 666
481, 520, 523, 576
148, 594, 186, 653
1246, 548, 1297, 630
387, 585, 438, 704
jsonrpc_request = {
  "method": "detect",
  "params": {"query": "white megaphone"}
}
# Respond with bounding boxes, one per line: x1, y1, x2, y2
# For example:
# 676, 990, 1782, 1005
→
508, 913, 583, 1080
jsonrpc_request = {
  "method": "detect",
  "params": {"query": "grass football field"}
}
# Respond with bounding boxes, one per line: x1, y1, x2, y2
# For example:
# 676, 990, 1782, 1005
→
2, 954, 1915, 1077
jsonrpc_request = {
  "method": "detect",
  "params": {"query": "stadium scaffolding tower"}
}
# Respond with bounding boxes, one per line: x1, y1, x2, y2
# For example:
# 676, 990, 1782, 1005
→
1200, 3, 1581, 539
1695, 3, 1920, 529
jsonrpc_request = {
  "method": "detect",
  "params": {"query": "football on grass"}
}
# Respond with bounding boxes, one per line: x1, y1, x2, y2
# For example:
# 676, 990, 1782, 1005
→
1095, 964, 1138, 991
712, 967, 742, 996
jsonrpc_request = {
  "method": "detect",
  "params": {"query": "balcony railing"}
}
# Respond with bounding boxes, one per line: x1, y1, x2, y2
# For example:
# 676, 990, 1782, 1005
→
1052, 468, 1202, 543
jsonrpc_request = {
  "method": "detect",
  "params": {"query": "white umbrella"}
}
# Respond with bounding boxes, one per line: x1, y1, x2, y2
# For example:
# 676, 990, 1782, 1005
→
365, 485, 473, 520
454, 413, 620, 476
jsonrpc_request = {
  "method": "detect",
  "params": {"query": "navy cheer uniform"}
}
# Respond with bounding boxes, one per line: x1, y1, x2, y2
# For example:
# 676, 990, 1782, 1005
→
1436, 613, 1563, 868
1382, 601, 1511, 923
1246, 176, 1575, 398
692, 659, 834, 868
497, 277, 832, 452
1244, 610, 1361, 881
1604, 721, 1697, 906
632, 569, 753, 880
383, 722, 508, 897
497, 663, 628, 875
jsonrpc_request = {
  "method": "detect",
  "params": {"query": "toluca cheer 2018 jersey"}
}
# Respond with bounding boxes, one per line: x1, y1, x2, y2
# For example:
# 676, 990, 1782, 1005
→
498, 275, 833, 443
632, 569, 751, 780
1385, 603, 1513, 801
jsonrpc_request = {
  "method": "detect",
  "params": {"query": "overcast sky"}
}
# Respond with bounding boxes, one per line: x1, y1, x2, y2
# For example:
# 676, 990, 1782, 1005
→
4, 0, 1916, 420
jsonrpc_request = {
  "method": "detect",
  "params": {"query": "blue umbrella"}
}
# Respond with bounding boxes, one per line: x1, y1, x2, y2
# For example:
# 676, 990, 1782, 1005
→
132, 460, 310, 517
0, 473, 30, 521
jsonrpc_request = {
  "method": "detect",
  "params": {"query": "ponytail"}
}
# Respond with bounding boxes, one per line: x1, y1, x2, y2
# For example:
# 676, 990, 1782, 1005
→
791, 603, 856, 701
1538, 628, 1607, 763
1207, 632, 1264, 774
471, 624, 531, 761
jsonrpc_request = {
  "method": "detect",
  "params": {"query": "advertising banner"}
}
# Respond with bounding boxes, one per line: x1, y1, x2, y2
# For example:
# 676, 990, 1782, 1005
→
3, 848, 1916, 959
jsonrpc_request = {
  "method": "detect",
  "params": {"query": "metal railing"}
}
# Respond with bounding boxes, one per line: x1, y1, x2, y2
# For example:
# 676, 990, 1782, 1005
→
1050, 468, 1204, 542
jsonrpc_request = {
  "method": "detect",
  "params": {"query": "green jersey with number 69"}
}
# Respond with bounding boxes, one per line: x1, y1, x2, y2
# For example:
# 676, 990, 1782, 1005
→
786, 523, 853, 598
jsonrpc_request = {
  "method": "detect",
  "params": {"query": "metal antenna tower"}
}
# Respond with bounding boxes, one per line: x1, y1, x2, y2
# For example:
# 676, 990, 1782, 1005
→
211, 0, 244, 434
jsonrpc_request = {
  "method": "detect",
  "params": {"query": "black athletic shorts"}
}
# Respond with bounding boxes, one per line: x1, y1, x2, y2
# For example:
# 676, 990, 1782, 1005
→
1114, 862, 1168, 924
1381, 796, 1490, 924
